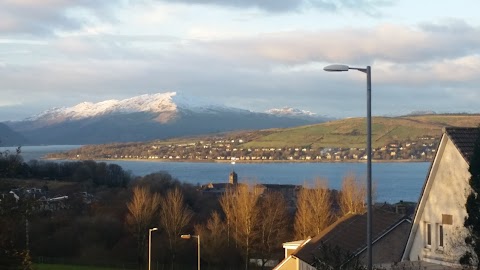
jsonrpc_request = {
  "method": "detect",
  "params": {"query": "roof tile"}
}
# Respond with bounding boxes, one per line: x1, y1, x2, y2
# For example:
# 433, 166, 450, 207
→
292, 209, 409, 265
444, 127, 480, 164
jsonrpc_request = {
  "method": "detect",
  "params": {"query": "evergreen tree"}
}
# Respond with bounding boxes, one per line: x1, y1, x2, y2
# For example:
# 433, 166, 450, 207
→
461, 128, 480, 268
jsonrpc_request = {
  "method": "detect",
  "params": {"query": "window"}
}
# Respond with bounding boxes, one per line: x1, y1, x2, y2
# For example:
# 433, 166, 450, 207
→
438, 224, 444, 248
425, 223, 432, 247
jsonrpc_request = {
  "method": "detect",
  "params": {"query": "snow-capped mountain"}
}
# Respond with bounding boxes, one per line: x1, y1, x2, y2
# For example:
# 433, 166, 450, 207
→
26, 92, 241, 123
5, 92, 329, 145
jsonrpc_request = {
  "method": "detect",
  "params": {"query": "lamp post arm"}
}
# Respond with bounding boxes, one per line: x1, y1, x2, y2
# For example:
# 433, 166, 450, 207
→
349, 67, 368, 73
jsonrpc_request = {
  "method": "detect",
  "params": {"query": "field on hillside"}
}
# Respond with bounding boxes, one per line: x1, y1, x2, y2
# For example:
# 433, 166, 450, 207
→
241, 115, 480, 148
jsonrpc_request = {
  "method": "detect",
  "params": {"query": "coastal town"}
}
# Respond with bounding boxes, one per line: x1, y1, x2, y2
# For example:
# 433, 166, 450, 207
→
48, 135, 439, 162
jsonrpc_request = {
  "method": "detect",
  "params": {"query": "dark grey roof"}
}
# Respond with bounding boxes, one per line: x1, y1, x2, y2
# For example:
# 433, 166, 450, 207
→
292, 209, 410, 265
444, 127, 480, 164
256, 184, 301, 189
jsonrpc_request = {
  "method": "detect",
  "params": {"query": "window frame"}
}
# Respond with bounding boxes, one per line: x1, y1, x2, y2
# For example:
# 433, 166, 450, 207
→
425, 222, 432, 248
437, 223, 444, 250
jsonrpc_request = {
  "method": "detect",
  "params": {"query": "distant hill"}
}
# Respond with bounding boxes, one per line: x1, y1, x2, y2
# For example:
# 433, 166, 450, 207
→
5, 92, 330, 145
240, 114, 480, 149
0, 123, 28, 146
48, 114, 480, 162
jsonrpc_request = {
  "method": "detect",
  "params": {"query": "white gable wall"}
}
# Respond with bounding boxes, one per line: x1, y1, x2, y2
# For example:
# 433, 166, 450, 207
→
404, 135, 471, 266
273, 256, 315, 270
274, 255, 297, 270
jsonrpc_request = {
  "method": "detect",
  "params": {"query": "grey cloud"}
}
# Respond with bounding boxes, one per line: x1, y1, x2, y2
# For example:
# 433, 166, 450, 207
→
0, 1, 124, 36
330, 0, 392, 15
158, 0, 392, 13
419, 19, 474, 33
0, 0, 391, 37
158, 0, 301, 12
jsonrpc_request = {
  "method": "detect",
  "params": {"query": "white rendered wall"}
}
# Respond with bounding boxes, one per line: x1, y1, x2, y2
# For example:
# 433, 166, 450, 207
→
407, 137, 471, 266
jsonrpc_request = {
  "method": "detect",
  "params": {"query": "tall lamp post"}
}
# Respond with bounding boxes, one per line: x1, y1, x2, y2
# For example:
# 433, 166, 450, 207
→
148, 227, 158, 270
324, 64, 372, 270
181, 234, 200, 270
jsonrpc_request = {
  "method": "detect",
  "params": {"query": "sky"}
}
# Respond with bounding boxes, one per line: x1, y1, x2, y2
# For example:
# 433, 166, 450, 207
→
1, 0, 480, 121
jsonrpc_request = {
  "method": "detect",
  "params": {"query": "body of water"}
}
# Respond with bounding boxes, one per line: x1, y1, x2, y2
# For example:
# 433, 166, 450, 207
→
1, 145, 430, 203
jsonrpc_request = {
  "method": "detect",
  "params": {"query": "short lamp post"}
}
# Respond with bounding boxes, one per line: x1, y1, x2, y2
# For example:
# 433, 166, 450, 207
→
181, 234, 200, 270
148, 228, 158, 270
324, 64, 373, 270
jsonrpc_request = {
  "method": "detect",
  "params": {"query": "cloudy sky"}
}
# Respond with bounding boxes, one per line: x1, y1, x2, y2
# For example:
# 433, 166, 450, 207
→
1, 0, 479, 121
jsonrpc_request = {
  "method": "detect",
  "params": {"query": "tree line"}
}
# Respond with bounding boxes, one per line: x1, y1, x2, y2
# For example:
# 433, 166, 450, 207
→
126, 175, 368, 270
1, 148, 131, 188
1, 148, 368, 270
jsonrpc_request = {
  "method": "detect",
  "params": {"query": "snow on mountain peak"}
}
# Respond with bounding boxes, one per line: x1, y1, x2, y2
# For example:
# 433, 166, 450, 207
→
266, 107, 317, 117
26, 92, 238, 122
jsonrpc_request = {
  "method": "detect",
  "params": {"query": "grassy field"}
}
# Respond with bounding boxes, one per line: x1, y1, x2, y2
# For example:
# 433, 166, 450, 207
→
241, 115, 480, 148
35, 264, 128, 270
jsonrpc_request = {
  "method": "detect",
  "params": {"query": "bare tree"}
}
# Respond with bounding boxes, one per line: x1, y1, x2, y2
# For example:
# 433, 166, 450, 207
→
126, 186, 160, 264
294, 179, 333, 239
309, 180, 334, 235
256, 192, 289, 269
159, 187, 193, 265
338, 174, 367, 216
220, 183, 261, 270
294, 185, 311, 240
0, 146, 23, 178
219, 187, 236, 248
194, 211, 229, 266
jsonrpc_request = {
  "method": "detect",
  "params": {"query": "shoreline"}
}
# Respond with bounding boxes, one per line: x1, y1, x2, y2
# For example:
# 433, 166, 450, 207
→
44, 157, 431, 164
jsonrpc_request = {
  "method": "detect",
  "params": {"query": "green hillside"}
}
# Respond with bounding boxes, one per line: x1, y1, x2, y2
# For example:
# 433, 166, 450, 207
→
240, 115, 480, 148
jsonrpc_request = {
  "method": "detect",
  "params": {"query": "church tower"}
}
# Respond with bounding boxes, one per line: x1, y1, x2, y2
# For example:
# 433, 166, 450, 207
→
229, 170, 238, 185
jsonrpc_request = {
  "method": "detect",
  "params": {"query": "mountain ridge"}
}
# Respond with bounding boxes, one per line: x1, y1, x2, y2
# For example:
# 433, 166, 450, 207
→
0, 123, 27, 146
22, 92, 237, 124
3, 92, 329, 145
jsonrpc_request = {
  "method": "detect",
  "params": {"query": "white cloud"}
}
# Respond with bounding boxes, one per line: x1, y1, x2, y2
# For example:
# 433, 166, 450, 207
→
373, 55, 480, 85
197, 22, 480, 66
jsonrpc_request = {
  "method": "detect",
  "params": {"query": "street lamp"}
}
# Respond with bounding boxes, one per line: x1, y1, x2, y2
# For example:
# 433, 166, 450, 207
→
148, 228, 158, 270
181, 234, 200, 270
324, 64, 372, 270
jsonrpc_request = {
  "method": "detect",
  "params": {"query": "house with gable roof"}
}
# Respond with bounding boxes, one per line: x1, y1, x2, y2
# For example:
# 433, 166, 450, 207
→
273, 209, 411, 270
402, 127, 480, 268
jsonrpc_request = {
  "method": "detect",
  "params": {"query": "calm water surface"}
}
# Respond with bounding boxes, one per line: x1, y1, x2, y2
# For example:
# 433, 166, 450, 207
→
1, 145, 430, 203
